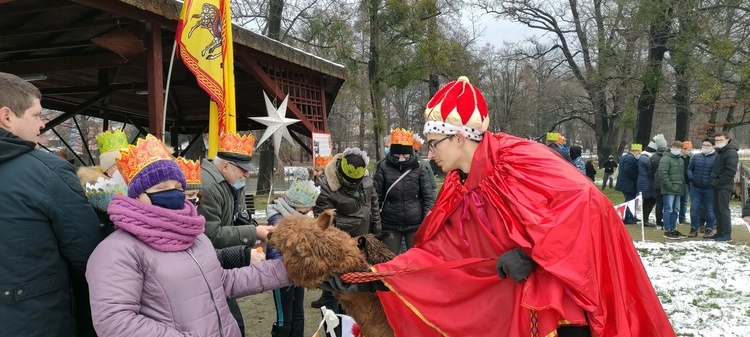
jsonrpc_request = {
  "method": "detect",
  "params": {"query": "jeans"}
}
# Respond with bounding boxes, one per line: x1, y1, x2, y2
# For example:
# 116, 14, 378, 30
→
679, 185, 690, 223
713, 189, 732, 237
622, 192, 637, 222
662, 194, 681, 231
602, 173, 614, 189
690, 187, 715, 230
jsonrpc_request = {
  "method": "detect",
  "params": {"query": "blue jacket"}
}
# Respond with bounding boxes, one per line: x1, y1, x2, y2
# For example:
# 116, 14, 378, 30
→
637, 153, 655, 198
615, 153, 638, 194
687, 151, 717, 188
266, 213, 283, 260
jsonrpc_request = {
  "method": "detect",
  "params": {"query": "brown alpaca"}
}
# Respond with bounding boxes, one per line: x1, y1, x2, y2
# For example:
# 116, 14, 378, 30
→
268, 210, 395, 337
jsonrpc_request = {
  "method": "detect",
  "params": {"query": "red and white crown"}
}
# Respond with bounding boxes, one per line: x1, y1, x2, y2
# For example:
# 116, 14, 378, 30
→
423, 76, 489, 141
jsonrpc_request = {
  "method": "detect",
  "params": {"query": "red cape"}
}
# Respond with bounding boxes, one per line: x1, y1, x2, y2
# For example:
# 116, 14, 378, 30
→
374, 133, 675, 337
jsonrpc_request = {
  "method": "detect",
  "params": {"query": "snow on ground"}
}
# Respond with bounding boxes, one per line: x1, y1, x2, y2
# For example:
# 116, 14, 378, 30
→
635, 241, 750, 336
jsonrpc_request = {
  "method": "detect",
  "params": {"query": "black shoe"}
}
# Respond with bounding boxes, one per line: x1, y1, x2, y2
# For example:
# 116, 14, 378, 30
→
705, 233, 720, 240
673, 230, 688, 238
714, 235, 732, 242
663, 231, 682, 240
688, 228, 699, 238
310, 297, 324, 309
624, 219, 638, 225
643, 222, 656, 228
703, 228, 714, 238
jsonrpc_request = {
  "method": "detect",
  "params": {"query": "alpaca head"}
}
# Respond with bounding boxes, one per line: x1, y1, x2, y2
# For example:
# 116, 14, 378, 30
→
356, 233, 396, 265
268, 210, 370, 288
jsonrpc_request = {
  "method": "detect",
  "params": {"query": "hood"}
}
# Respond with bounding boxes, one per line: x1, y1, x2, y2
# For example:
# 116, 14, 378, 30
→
718, 139, 740, 153
323, 153, 371, 192
569, 146, 582, 160
0, 129, 35, 164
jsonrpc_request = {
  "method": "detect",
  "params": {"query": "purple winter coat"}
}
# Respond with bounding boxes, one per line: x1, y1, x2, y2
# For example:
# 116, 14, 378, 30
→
86, 229, 289, 337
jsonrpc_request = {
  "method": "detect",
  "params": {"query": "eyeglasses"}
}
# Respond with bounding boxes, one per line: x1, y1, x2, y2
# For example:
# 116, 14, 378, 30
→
227, 161, 249, 174
427, 135, 454, 153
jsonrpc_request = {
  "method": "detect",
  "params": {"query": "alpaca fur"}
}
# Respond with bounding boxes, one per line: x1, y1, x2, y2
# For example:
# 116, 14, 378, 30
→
268, 210, 395, 337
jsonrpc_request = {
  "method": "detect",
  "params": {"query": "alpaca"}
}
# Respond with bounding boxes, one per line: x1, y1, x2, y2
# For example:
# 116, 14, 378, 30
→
268, 210, 395, 337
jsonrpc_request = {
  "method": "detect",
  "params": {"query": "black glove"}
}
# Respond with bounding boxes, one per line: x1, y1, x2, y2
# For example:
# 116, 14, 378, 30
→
320, 274, 389, 293
496, 248, 536, 283
233, 210, 257, 227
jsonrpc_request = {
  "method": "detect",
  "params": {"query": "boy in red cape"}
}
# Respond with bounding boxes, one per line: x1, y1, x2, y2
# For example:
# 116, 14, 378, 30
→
323, 77, 675, 337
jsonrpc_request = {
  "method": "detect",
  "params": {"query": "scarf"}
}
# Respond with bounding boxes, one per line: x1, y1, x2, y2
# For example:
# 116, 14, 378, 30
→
108, 194, 206, 252
336, 168, 363, 201
266, 197, 298, 220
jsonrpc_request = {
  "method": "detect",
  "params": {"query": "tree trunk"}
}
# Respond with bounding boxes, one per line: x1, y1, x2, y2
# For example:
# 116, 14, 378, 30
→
674, 62, 691, 140
635, 3, 672, 146
367, 0, 385, 161
256, 0, 284, 195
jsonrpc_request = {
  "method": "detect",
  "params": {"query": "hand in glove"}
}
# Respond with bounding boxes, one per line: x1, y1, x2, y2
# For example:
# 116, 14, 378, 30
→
496, 248, 535, 283
319, 274, 389, 293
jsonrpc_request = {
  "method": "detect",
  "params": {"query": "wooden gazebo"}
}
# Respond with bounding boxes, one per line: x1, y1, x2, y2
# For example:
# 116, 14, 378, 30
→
0, 0, 345, 156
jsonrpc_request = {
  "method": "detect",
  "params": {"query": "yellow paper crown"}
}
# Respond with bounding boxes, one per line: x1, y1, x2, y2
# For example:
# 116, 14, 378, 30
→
116, 134, 173, 185
631, 143, 643, 151
546, 133, 559, 141
97, 130, 129, 154
391, 128, 414, 146
175, 157, 201, 187
341, 156, 366, 179
219, 132, 255, 157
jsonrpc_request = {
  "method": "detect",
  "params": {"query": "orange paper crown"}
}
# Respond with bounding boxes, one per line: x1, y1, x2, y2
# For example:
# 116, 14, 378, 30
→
412, 134, 424, 150
391, 128, 414, 146
175, 157, 201, 187
116, 134, 173, 185
219, 132, 255, 157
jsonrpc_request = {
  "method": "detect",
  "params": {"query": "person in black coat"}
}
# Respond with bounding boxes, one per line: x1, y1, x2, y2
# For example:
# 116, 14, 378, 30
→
0, 72, 103, 337
585, 160, 597, 182
374, 130, 437, 255
600, 155, 618, 190
615, 144, 641, 224
707, 131, 740, 241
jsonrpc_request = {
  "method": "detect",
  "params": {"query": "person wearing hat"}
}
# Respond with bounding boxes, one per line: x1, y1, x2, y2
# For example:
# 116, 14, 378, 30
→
545, 132, 573, 163
313, 146, 382, 314
649, 134, 668, 229
321, 77, 675, 337
198, 132, 272, 336
600, 154, 618, 190
687, 138, 718, 237
637, 141, 658, 227
374, 128, 437, 255
679, 141, 693, 225
266, 172, 321, 337
615, 144, 642, 224
85, 135, 289, 337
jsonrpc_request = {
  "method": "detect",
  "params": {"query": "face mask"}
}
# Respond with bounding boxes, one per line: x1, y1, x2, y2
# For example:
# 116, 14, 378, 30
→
701, 147, 713, 155
146, 189, 185, 210
188, 197, 200, 207
635, 154, 641, 160
398, 155, 409, 162
384, 147, 390, 155
229, 167, 246, 190
716, 141, 727, 149
670, 150, 681, 156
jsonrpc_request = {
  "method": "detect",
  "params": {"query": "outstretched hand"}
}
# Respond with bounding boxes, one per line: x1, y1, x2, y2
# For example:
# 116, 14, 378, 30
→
496, 248, 535, 283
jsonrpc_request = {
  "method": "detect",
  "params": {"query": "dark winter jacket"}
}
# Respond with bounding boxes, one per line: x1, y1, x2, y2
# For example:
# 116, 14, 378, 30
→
615, 153, 638, 194
743, 197, 750, 218
373, 152, 437, 232
547, 143, 573, 163
637, 152, 655, 198
688, 151, 717, 188
0, 129, 103, 337
650, 149, 665, 191
658, 151, 685, 195
199, 159, 257, 248
314, 153, 382, 237
710, 139, 740, 191
681, 155, 691, 186
601, 159, 618, 174
585, 161, 597, 181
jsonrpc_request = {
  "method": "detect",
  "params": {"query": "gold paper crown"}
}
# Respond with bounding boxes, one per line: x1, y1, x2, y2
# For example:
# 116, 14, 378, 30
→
97, 130, 129, 154
341, 156, 366, 179
412, 134, 424, 150
546, 133, 559, 141
116, 134, 173, 185
631, 143, 643, 151
219, 132, 255, 157
556, 133, 566, 145
175, 157, 201, 187
391, 128, 414, 146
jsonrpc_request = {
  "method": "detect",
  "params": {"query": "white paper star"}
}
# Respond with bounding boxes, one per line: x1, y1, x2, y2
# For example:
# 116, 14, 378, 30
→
249, 92, 300, 156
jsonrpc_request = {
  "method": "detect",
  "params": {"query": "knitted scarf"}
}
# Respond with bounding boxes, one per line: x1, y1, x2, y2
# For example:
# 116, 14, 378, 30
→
266, 197, 298, 220
108, 194, 206, 252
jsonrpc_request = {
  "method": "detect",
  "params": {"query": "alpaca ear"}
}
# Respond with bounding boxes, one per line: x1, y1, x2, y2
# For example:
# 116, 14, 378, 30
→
317, 209, 335, 230
357, 236, 367, 249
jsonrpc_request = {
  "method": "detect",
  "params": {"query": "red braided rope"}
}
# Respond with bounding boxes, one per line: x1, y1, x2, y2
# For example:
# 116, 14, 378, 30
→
340, 257, 497, 284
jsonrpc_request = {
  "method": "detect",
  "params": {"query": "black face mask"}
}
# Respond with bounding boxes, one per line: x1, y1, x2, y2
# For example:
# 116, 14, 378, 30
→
146, 189, 185, 210
188, 197, 200, 207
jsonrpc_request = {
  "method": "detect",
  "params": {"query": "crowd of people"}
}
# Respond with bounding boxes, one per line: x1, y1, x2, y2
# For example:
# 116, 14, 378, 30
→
2, 68, 749, 337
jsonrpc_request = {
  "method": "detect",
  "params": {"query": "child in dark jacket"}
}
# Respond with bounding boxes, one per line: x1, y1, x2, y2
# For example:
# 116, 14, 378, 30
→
266, 173, 321, 337
585, 160, 597, 182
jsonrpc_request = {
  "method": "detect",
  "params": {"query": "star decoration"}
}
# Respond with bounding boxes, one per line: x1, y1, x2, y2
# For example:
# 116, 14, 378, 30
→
249, 92, 300, 157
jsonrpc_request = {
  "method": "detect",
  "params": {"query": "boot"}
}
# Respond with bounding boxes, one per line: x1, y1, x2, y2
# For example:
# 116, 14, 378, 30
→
310, 294, 324, 308
272, 324, 292, 337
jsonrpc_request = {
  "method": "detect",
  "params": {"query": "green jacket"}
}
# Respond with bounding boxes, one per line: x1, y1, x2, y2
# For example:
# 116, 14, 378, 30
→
198, 159, 257, 248
658, 152, 685, 195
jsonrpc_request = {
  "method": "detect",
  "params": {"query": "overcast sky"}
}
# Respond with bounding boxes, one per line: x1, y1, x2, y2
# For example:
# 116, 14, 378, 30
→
464, 10, 539, 47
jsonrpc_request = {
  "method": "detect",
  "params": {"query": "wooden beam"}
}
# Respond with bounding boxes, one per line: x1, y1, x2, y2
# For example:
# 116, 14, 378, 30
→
237, 51, 317, 134
289, 130, 312, 155
0, 39, 96, 54
0, 52, 125, 73
0, 19, 120, 38
144, 22, 164, 140
72, 0, 176, 29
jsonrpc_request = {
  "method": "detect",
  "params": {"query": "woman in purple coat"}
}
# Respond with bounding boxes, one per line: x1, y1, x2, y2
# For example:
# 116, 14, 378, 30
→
86, 135, 289, 337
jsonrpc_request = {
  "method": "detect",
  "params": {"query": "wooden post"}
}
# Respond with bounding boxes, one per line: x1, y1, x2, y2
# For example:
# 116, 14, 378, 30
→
145, 22, 164, 139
